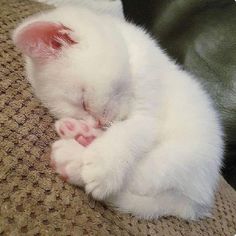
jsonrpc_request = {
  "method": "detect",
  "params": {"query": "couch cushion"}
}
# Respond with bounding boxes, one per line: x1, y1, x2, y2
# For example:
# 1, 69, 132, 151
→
0, 0, 236, 235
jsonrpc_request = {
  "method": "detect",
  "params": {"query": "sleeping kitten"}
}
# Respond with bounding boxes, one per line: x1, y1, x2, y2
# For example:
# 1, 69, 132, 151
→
13, 4, 224, 220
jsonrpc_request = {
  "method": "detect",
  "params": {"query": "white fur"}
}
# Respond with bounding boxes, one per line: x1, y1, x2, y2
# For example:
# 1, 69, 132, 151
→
13, 5, 224, 220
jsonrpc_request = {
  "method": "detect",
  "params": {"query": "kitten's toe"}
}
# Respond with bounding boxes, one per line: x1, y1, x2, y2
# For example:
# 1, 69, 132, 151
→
81, 148, 122, 200
55, 117, 90, 139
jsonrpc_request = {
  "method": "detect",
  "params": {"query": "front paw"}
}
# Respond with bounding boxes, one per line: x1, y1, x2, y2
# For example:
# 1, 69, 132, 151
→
55, 117, 103, 146
51, 139, 85, 186
81, 147, 123, 200
55, 118, 90, 139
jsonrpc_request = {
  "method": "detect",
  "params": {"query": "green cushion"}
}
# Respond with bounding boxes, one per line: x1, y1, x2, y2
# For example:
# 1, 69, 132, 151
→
151, 0, 236, 143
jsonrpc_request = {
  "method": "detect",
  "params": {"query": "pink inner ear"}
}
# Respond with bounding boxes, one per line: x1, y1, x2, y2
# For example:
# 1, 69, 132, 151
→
15, 21, 77, 59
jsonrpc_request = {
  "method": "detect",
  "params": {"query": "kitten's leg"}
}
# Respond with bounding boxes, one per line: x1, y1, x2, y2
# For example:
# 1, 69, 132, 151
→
107, 190, 210, 220
110, 139, 222, 219
80, 115, 157, 200
55, 117, 102, 146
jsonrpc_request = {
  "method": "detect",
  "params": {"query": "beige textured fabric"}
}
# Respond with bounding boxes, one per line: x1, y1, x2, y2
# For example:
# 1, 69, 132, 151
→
0, 0, 236, 235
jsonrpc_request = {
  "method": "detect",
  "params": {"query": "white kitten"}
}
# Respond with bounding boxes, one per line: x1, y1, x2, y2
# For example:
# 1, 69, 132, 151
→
13, 5, 224, 220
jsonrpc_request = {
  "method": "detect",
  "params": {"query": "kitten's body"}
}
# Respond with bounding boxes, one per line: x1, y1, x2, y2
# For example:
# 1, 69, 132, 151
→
13, 4, 223, 220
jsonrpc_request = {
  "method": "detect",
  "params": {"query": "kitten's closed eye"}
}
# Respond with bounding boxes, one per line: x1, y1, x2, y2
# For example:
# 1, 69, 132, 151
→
82, 99, 89, 112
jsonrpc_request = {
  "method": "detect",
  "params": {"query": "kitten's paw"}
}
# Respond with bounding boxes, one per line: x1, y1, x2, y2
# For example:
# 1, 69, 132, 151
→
55, 118, 90, 139
51, 139, 85, 186
81, 147, 122, 200
55, 118, 103, 146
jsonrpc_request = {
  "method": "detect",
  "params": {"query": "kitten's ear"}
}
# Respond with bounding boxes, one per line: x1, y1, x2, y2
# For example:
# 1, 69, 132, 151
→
13, 21, 77, 59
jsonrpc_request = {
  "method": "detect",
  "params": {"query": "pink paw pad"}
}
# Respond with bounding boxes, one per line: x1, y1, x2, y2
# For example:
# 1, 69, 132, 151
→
58, 120, 76, 137
55, 118, 103, 147
56, 118, 92, 139
75, 135, 96, 147
58, 120, 75, 136
55, 118, 79, 138
64, 120, 75, 131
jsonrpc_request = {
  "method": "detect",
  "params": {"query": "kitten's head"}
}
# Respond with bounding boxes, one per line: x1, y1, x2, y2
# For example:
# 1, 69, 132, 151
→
13, 6, 132, 126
